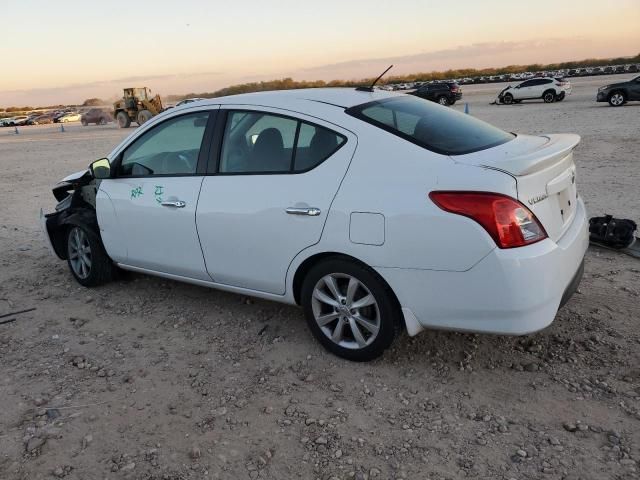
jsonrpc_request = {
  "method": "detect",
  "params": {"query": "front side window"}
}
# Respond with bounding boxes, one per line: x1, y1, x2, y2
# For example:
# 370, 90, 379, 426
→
118, 112, 209, 176
346, 96, 514, 155
219, 111, 345, 174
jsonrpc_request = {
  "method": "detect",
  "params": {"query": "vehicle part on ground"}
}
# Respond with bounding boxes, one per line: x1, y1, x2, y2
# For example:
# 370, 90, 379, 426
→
589, 215, 637, 249
113, 87, 163, 128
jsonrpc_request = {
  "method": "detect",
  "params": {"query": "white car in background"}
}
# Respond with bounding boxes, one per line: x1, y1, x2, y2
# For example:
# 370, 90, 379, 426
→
57, 112, 81, 123
497, 78, 572, 104
41, 88, 588, 361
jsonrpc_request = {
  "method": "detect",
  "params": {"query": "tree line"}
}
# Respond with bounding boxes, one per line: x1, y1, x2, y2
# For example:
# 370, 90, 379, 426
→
168, 52, 640, 101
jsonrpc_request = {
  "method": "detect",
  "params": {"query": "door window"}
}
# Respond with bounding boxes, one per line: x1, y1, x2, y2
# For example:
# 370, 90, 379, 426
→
294, 123, 346, 172
118, 112, 209, 176
219, 111, 345, 174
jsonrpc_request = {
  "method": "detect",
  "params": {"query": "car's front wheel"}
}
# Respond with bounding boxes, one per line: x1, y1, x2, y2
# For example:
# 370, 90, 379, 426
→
543, 90, 556, 103
503, 93, 514, 105
608, 91, 626, 107
301, 258, 400, 361
66, 225, 113, 287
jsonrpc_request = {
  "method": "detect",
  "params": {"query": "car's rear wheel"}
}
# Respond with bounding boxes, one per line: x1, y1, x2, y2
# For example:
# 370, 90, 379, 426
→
81, 118, 88, 126
503, 93, 514, 105
117, 112, 131, 128
301, 258, 400, 361
66, 225, 113, 287
608, 91, 625, 106
543, 90, 556, 103
437, 95, 450, 106
98, 117, 107, 125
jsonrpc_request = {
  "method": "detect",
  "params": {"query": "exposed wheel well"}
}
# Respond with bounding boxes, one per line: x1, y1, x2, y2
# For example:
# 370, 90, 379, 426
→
608, 89, 626, 98
291, 252, 405, 329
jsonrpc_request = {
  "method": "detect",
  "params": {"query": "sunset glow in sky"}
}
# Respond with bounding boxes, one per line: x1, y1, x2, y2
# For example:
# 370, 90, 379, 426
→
1, 0, 639, 106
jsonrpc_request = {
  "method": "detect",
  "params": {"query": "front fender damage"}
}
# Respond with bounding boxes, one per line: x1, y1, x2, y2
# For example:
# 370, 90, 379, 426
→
44, 171, 100, 259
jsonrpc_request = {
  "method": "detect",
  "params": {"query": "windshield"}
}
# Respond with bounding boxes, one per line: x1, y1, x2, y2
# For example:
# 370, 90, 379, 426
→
346, 96, 514, 155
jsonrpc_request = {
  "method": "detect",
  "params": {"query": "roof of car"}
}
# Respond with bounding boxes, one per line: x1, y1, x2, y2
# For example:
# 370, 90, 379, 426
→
186, 88, 402, 110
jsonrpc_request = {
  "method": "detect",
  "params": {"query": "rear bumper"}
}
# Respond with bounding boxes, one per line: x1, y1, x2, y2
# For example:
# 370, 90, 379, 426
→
377, 197, 588, 336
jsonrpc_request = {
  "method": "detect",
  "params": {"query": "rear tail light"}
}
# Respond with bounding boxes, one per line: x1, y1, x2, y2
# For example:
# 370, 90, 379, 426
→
429, 191, 547, 248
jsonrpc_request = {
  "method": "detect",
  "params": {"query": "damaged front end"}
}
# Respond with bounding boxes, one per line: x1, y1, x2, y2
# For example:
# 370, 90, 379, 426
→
495, 86, 512, 104
41, 169, 100, 259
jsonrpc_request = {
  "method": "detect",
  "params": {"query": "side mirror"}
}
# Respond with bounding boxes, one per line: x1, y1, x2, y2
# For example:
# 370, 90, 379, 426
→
90, 158, 111, 179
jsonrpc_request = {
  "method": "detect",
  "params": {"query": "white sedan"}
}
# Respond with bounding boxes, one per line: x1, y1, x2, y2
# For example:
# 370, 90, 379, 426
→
41, 88, 588, 361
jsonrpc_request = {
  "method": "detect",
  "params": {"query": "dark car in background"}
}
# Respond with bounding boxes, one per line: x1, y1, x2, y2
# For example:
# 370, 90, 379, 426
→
597, 75, 640, 106
29, 113, 56, 125
409, 82, 462, 106
80, 108, 113, 125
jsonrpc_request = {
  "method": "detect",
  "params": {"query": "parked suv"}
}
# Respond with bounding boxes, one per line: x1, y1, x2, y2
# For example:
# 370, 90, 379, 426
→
596, 75, 640, 106
81, 108, 113, 125
410, 82, 462, 106
496, 78, 571, 104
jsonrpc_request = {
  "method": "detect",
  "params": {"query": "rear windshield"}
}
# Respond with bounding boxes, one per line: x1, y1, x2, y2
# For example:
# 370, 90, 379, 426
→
346, 96, 514, 155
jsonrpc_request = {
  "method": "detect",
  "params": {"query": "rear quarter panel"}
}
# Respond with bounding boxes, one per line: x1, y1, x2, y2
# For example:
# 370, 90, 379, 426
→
299, 124, 519, 273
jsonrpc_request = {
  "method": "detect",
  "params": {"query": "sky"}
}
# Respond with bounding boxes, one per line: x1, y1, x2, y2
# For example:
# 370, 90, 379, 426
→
1, 0, 639, 106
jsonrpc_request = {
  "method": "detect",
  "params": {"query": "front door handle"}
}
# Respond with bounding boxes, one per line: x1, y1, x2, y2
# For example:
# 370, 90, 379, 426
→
286, 207, 321, 216
161, 200, 186, 208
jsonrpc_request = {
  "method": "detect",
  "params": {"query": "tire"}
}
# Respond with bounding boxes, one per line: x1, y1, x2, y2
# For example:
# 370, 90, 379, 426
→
116, 111, 131, 128
81, 118, 88, 126
503, 93, 514, 105
300, 257, 401, 361
98, 117, 107, 125
608, 91, 626, 107
66, 225, 113, 287
543, 90, 556, 103
137, 110, 153, 125
437, 95, 450, 106
555, 92, 565, 102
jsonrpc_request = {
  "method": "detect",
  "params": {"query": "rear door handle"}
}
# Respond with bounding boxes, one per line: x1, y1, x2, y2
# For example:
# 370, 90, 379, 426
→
286, 207, 321, 216
161, 200, 186, 208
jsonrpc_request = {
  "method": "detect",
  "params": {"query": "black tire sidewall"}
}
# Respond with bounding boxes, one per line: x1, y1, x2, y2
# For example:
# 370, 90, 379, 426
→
437, 96, 449, 106
503, 94, 513, 104
65, 224, 112, 287
543, 91, 555, 103
300, 258, 399, 362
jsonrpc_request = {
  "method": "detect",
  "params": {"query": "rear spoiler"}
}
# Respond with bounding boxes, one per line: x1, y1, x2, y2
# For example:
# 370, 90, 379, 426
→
480, 134, 580, 176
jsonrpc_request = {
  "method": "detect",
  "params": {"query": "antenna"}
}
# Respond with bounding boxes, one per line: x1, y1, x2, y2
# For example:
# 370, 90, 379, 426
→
356, 65, 394, 92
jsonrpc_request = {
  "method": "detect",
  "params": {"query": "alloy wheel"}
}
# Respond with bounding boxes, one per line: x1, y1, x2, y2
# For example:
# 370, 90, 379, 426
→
610, 93, 624, 106
438, 96, 449, 105
68, 227, 92, 279
311, 273, 381, 350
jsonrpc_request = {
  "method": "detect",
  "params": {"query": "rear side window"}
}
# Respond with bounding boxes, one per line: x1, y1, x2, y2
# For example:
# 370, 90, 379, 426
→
346, 96, 514, 155
219, 110, 346, 174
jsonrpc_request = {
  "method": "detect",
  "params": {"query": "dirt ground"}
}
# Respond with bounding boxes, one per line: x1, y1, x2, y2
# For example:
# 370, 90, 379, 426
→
1, 74, 639, 480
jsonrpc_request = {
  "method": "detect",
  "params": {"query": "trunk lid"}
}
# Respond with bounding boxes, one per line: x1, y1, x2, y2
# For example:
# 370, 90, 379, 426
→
453, 134, 580, 241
